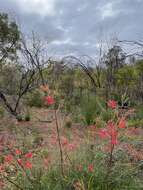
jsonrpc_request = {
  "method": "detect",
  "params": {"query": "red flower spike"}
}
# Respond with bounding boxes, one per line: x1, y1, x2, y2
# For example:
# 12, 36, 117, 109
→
61, 137, 68, 146
88, 164, 94, 172
4, 154, 13, 163
24, 161, 32, 169
17, 159, 23, 166
15, 149, 22, 155
111, 136, 118, 145
25, 152, 33, 159
107, 100, 117, 109
107, 121, 118, 145
67, 143, 76, 151
107, 121, 116, 135
98, 128, 109, 139
44, 96, 55, 105
118, 118, 126, 129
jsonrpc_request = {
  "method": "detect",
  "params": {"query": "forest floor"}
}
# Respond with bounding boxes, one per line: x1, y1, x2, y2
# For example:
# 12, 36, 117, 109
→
0, 107, 143, 163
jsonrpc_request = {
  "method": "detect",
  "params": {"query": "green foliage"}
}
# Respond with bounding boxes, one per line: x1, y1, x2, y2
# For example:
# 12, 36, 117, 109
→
0, 13, 20, 62
26, 90, 43, 108
0, 64, 22, 94
0, 13, 143, 189
24, 112, 31, 121
0, 105, 5, 118
80, 95, 96, 125
127, 105, 143, 128
12, 148, 143, 190
116, 64, 138, 88
136, 60, 143, 75
80, 95, 105, 125
16, 115, 23, 121
100, 109, 113, 122
0, 99, 143, 190
128, 119, 143, 128
135, 105, 143, 120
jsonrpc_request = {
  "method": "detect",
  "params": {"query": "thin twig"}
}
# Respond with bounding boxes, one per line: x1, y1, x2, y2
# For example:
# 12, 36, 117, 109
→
54, 109, 64, 177
4, 176, 24, 190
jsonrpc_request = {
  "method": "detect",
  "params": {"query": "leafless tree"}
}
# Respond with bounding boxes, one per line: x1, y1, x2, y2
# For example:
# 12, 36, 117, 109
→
0, 33, 50, 118
119, 40, 143, 58
62, 56, 97, 92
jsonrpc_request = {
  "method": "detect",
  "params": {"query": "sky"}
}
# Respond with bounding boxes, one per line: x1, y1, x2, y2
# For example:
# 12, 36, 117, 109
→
0, 0, 143, 57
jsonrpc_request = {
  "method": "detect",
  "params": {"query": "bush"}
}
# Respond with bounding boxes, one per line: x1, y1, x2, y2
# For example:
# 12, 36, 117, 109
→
16, 115, 23, 121
100, 109, 113, 122
26, 89, 43, 108
80, 95, 105, 125
24, 113, 31, 121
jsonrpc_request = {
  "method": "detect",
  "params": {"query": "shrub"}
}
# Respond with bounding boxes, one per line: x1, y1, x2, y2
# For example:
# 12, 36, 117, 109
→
80, 95, 105, 125
26, 89, 43, 108
24, 113, 31, 121
16, 115, 23, 121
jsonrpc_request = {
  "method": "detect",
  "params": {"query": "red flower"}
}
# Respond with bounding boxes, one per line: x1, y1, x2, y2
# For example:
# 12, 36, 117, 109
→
107, 100, 117, 109
61, 137, 68, 146
24, 161, 32, 169
107, 121, 116, 135
15, 149, 22, 155
107, 121, 118, 145
25, 152, 33, 159
17, 159, 23, 166
88, 164, 94, 172
98, 128, 109, 139
67, 143, 76, 151
44, 96, 55, 105
4, 154, 13, 163
111, 135, 118, 145
118, 118, 126, 128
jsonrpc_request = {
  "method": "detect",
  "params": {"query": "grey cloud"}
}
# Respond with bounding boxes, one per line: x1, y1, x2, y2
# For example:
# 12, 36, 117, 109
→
0, 0, 143, 56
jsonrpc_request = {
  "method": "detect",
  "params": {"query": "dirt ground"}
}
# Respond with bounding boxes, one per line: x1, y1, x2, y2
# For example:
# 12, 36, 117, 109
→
0, 107, 143, 162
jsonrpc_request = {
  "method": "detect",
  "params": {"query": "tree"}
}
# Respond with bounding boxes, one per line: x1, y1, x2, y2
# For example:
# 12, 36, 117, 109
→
0, 13, 20, 64
0, 14, 47, 117
105, 45, 126, 69
135, 60, 143, 102
103, 45, 126, 95
115, 65, 138, 98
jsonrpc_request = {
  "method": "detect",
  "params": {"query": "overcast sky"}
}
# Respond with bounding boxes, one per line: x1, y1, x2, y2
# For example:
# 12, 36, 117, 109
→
0, 0, 143, 57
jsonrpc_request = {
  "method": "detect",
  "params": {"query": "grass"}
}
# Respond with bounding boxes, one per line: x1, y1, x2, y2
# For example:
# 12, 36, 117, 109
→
0, 107, 142, 189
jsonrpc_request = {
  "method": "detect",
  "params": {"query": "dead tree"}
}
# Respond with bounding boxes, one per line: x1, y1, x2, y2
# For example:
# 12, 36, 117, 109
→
21, 33, 50, 85
0, 64, 36, 117
62, 56, 97, 92
0, 34, 49, 118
